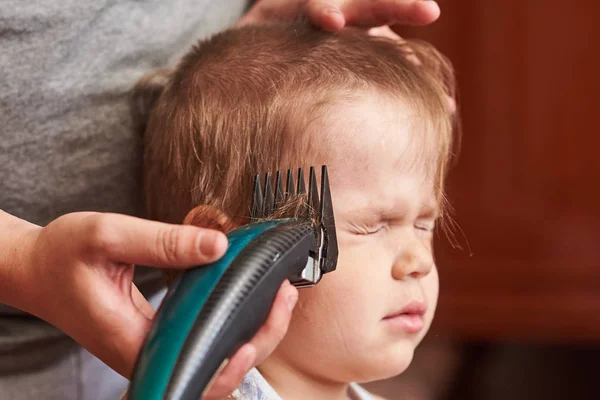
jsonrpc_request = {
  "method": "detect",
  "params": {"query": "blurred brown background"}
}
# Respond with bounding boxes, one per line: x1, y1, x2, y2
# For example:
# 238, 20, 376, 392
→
365, 1, 600, 399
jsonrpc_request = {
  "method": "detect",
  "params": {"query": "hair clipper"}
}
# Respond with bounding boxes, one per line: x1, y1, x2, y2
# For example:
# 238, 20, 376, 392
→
128, 165, 338, 400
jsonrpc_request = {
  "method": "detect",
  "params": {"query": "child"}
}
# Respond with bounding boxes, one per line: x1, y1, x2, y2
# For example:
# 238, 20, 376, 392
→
132, 21, 457, 400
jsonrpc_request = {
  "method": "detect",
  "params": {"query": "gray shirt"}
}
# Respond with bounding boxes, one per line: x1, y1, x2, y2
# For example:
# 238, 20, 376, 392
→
0, 1, 249, 398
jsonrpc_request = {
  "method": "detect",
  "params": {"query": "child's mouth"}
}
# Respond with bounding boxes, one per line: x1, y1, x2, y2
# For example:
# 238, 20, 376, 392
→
383, 301, 426, 333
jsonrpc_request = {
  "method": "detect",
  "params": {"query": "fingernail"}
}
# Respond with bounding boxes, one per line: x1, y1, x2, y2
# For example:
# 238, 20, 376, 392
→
287, 293, 298, 311
200, 232, 227, 257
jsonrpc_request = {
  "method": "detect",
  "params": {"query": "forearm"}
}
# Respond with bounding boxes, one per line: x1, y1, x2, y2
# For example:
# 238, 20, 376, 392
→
0, 209, 41, 309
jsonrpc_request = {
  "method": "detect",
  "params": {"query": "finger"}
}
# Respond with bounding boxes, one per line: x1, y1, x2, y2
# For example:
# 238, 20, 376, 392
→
131, 282, 156, 321
368, 25, 402, 40
305, 0, 346, 31
235, 3, 266, 27
344, 0, 441, 27
83, 213, 228, 268
203, 282, 297, 398
368, 26, 422, 65
202, 344, 256, 399
113, 304, 154, 378
248, 280, 298, 366
236, 1, 302, 27
75, 290, 153, 379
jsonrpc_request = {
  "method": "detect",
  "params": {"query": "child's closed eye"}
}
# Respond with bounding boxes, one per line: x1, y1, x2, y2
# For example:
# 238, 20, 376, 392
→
349, 222, 386, 236
414, 223, 434, 232
349, 221, 436, 236
414, 221, 436, 236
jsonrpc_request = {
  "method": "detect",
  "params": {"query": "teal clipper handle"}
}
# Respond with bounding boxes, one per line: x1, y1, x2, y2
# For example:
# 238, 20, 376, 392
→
128, 166, 338, 400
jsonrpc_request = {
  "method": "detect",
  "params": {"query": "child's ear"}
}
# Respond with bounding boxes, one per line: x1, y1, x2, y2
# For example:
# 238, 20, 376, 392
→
163, 205, 237, 287
129, 68, 172, 137
183, 205, 238, 233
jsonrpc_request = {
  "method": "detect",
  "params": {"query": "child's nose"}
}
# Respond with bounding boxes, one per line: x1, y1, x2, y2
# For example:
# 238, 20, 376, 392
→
391, 241, 434, 280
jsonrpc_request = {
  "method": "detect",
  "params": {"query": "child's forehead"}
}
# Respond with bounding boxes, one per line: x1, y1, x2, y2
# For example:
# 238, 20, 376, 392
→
313, 92, 440, 177
301, 92, 441, 214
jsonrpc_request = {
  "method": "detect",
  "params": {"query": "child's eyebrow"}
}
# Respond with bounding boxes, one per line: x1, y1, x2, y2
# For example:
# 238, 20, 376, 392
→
344, 206, 387, 222
419, 203, 440, 219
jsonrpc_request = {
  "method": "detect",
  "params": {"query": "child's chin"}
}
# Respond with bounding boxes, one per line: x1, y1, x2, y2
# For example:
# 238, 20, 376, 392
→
355, 345, 415, 383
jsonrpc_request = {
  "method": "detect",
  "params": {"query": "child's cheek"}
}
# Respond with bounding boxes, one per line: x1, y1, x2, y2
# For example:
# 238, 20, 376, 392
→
420, 265, 439, 339
291, 251, 368, 328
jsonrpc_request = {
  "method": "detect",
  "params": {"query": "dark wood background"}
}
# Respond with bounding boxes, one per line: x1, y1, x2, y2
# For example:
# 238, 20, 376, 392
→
397, 0, 600, 343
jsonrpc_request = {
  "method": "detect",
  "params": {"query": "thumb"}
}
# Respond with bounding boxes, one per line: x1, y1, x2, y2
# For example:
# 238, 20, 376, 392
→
89, 213, 228, 268
305, 0, 346, 31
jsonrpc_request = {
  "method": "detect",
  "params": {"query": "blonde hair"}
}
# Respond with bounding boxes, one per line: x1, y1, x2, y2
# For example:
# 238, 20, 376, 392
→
134, 21, 457, 227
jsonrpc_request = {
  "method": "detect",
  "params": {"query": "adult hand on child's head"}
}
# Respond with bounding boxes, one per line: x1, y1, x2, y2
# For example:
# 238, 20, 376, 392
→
237, 1, 454, 112
6, 211, 297, 397
238, 0, 440, 31
237, 0, 440, 70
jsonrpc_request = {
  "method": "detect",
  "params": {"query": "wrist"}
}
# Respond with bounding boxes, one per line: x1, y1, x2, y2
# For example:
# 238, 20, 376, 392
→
0, 210, 42, 310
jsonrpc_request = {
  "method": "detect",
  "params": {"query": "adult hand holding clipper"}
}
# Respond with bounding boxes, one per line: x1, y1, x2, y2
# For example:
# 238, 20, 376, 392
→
0, 210, 298, 400
128, 166, 338, 400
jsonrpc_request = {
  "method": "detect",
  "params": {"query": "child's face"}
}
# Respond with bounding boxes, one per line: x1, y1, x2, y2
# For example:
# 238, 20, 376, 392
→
262, 92, 440, 384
